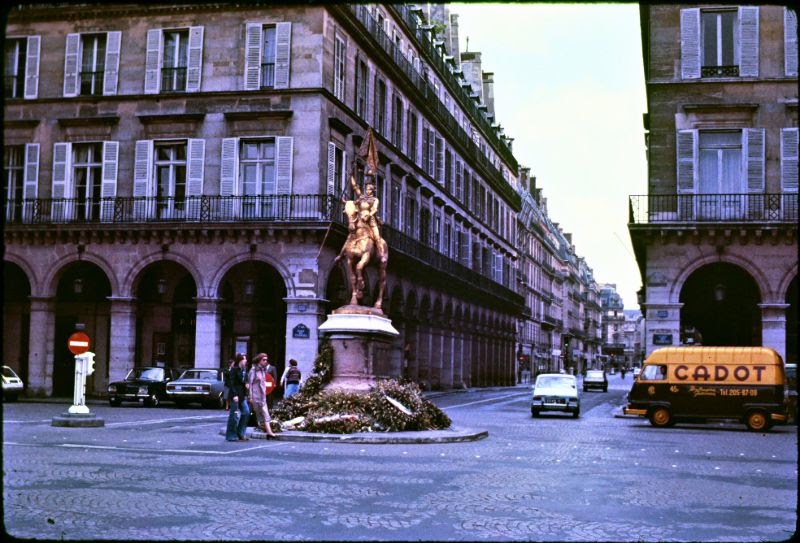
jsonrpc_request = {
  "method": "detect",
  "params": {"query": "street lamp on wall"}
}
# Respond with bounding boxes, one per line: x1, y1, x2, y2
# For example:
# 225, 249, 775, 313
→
73, 278, 83, 294
714, 283, 726, 302
244, 279, 255, 297
157, 278, 167, 296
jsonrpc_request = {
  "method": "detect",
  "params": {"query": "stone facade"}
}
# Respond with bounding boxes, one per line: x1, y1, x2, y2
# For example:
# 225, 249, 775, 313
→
630, 4, 798, 361
4, 3, 525, 397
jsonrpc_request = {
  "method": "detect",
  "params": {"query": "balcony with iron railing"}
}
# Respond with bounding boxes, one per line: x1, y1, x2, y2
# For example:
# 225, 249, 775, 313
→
629, 193, 798, 224
343, 4, 518, 200
4, 194, 522, 307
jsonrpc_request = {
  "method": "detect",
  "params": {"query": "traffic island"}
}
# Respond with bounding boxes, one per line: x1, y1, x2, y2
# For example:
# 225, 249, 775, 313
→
51, 412, 105, 427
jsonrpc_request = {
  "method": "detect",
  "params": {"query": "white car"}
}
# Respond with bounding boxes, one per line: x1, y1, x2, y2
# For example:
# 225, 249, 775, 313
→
531, 373, 580, 418
2, 366, 24, 401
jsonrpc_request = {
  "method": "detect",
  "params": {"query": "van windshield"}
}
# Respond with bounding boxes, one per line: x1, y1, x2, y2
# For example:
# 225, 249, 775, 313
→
641, 365, 667, 380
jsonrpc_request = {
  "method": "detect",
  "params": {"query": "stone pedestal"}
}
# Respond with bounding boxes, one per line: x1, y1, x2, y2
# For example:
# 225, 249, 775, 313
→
318, 306, 399, 393
51, 412, 105, 427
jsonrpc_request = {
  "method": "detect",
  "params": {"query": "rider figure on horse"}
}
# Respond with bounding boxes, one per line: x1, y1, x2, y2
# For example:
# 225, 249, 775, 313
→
350, 173, 382, 243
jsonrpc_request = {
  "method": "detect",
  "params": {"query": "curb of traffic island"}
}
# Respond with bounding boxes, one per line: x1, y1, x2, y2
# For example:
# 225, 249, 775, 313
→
222, 426, 489, 444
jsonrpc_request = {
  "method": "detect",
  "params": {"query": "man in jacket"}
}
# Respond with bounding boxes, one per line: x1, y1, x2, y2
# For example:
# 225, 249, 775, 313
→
225, 353, 251, 441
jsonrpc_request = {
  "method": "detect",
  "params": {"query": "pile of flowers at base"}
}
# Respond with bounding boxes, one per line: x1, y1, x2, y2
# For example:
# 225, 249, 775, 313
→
272, 344, 451, 434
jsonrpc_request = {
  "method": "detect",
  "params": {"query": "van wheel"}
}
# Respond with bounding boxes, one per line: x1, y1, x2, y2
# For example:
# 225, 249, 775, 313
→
745, 410, 771, 432
649, 407, 673, 428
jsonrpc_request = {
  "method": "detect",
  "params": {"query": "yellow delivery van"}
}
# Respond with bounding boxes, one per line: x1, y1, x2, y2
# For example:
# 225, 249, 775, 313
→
623, 347, 787, 431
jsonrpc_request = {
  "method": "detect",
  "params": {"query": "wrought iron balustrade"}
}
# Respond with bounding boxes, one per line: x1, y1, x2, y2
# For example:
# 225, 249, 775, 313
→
3, 194, 340, 225
628, 193, 798, 224
701, 65, 739, 77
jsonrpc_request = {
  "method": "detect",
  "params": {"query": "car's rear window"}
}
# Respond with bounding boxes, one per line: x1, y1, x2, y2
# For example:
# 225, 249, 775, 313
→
586, 371, 604, 378
536, 376, 574, 388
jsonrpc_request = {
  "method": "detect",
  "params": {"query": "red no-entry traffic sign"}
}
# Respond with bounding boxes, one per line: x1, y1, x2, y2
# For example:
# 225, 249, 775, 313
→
265, 373, 276, 395
68, 332, 91, 355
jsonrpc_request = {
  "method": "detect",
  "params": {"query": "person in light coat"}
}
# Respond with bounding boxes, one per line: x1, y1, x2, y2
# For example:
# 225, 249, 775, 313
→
248, 353, 277, 437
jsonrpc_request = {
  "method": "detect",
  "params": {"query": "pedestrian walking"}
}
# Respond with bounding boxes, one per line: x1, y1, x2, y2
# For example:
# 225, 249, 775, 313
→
225, 353, 251, 441
621, 366, 627, 380
280, 358, 302, 399
222, 358, 235, 411
248, 353, 277, 437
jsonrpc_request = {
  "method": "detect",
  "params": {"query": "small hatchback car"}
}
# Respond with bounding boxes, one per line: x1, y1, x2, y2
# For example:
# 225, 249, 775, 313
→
2, 365, 24, 401
583, 370, 608, 392
531, 373, 580, 418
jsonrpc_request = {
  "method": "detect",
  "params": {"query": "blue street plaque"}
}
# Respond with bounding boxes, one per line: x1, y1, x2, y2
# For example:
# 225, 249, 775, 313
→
653, 333, 673, 345
292, 324, 310, 339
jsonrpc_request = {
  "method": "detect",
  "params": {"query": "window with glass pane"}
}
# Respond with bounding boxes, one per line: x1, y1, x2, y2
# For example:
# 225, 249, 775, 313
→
72, 143, 103, 221
404, 193, 417, 237
702, 10, 738, 76
420, 207, 430, 245
162, 30, 188, 91
3, 146, 24, 222
155, 142, 187, 218
374, 78, 387, 134
390, 181, 401, 229
80, 34, 106, 96
355, 58, 367, 118
698, 130, 743, 219
240, 140, 276, 218
407, 112, 418, 161
333, 35, 345, 100
4, 39, 26, 99
261, 25, 276, 88
391, 94, 403, 148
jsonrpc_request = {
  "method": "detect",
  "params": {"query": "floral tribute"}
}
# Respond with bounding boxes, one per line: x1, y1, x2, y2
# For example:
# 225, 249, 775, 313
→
272, 343, 452, 434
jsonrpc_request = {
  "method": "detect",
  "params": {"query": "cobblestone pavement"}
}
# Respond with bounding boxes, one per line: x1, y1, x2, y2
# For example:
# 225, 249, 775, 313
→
3, 375, 797, 541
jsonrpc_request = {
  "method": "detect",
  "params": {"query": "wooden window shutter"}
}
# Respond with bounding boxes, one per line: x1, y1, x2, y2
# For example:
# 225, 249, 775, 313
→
244, 23, 262, 90
220, 137, 239, 218
100, 141, 119, 221
103, 31, 122, 96
23, 143, 39, 199
781, 128, 798, 192
276, 136, 293, 195
786, 8, 798, 77
738, 7, 759, 78
22, 143, 39, 220
680, 8, 701, 80
186, 26, 204, 92
327, 142, 336, 198
274, 22, 292, 89
133, 140, 153, 218
51, 143, 72, 221
744, 128, 765, 193
676, 130, 697, 194
63, 33, 80, 97
220, 138, 239, 196
24, 35, 40, 99
186, 139, 205, 218
144, 29, 162, 94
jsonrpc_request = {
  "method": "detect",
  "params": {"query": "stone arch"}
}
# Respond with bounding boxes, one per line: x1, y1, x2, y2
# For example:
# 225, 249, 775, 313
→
210, 252, 294, 299
120, 250, 203, 299
42, 253, 118, 298
3, 255, 39, 294
669, 253, 768, 304
778, 265, 799, 302
679, 262, 761, 347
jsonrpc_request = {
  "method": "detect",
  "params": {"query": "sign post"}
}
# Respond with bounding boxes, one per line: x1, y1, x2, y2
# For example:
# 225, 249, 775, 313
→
52, 332, 104, 427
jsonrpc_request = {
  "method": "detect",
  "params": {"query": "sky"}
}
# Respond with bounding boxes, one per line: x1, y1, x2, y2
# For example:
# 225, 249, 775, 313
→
450, 3, 648, 309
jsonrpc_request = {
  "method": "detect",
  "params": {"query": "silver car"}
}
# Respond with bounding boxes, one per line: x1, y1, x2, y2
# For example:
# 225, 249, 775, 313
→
166, 368, 225, 408
531, 373, 580, 418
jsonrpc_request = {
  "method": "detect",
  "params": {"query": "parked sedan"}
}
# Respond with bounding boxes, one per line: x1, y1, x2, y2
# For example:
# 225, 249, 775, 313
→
107, 366, 179, 407
583, 370, 608, 392
166, 368, 225, 408
531, 373, 580, 418
2, 365, 24, 401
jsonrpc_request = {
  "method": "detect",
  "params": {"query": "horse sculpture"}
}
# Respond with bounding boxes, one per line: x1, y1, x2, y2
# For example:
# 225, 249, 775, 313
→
334, 200, 389, 310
